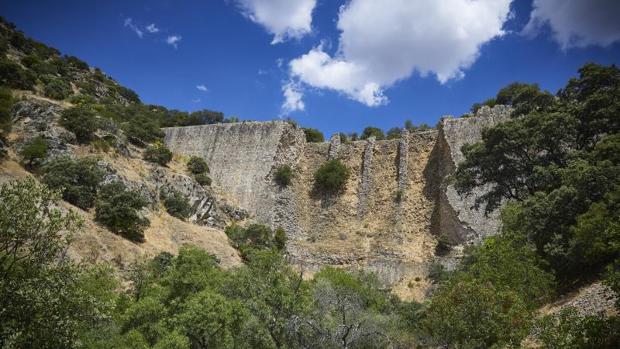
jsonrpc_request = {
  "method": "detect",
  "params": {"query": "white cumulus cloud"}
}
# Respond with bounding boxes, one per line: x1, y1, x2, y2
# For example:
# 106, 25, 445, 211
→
166, 35, 182, 48
235, 0, 317, 44
196, 84, 208, 92
524, 0, 620, 49
287, 0, 512, 107
281, 81, 305, 114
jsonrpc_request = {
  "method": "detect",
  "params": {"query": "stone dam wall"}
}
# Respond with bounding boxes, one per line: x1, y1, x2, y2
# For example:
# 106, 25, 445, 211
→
163, 105, 510, 300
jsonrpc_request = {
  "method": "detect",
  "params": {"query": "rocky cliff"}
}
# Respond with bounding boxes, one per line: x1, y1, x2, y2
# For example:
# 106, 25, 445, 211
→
163, 105, 511, 300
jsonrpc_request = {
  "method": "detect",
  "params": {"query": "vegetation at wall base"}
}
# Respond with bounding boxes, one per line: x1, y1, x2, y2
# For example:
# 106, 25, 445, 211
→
186, 155, 209, 174
144, 143, 173, 166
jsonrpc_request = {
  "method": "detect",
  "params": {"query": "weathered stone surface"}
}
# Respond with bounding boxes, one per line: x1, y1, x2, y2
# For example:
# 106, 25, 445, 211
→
328, 133, 341, 159
357, 136, 375, 218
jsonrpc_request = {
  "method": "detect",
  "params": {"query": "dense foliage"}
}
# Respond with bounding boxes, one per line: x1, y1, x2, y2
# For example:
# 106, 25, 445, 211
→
95, 181, 150, 242
361, 126, 385, 140
313, 159, 350, 194
42, 156, 105, 210
60, 105, 99, 143
194, 173, 212, 186
20, 135, 47, 168
0, 178, 117, 349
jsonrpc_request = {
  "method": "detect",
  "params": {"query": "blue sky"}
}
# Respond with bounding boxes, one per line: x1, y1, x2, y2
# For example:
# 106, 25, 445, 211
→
1, 0, 619, 136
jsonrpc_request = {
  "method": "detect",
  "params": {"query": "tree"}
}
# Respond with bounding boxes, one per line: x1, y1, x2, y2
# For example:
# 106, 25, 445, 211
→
95, 181, 150, 242
0, 178, 116, 348
43, 77, 72, 100
60, 105, 99, 143
361, 126, 385, 140
313, 159, 350, 194
303, 128, 324, 143
386, 127, 402, 139
42, 156, 105, 210
0, 58, 36, 90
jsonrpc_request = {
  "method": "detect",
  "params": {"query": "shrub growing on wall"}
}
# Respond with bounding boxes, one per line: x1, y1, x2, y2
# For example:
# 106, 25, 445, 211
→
143, 143, 172, 166
274, 164, 293, 186
194, 173, 211, 186
313, 159, 350, 194
187, 156, 209, 174
95, 182, 149, 242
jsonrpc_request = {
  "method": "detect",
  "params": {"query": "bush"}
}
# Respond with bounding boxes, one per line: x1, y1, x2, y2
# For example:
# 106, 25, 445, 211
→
361, 126, 385, 140
20, 136, 47, 168
194, 173, 211, 186
43, 78, 71, 100
386, 127, 402, 139
313, 159, 350, 194
42, 156, 104, 210
303, 128, 324, 142
144, 143, 172, 166
187, 156, 209, 174
225, 224, 286, 257
123, 115, 164, 146
0, 86, 13, 133
161, 189, 192, 220
60, 105, 99, 143
0, 58, 36, 90
274, 164, 293, 186
434, 234, 453, 256
64, 55, 89, 70
95, 182, 149, 242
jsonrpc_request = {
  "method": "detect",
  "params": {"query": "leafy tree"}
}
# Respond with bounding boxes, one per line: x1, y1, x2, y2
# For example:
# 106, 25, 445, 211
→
313, 159, 350, 194
161, 189, 192, 220
123, 114, 164, 146
535, 307, 620, 349
144, 143, 173, 166
303, 127, 324, 143
226, 224, 286, 258
95, 181, 150, 242
0, 178, 116, 348
60, 105, 99, 143
20, 135, 47, 168
274, 164, 293, 186
186, 156, 209, 174
361, 126, 385, 140
42, 156, 105, 210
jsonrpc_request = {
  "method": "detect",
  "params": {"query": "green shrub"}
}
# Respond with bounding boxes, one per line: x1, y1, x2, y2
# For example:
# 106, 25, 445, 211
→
361, 126, 385, 140
161, 189, 192, 220
0, 58, 36, 90
194, 173, 211, 186
313, 159, 350, 194
386, 127, 402, 139
536, 308, 620, 348
42, 156, 104, 210
95, 182, 149, 242
274, 164, 293, 186
187, 156, 209, 174
143, 143, 172, 166
115, 85, 140, 103
303, 127, 324, 142
64, 55, 89, 70
123, 115, 164, 146
43, 78, 71, 100
60, 105, 99, 143
0, 86, 13, 133
225, 224, 286, 257
20, 136, 47, 168
435, 234, 453, 256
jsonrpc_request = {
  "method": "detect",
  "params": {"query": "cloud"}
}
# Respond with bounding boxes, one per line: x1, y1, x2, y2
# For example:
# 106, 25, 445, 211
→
287, 0, 512, 106
281, 81, 305, 114
523, 0, 620, 49
124, 18, 143, 38
166, 35, 182, 48
146, 23, 160, 33
235, 0, 317, 44
192, 98, 201, 103
196, 84, 208, 92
